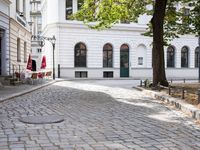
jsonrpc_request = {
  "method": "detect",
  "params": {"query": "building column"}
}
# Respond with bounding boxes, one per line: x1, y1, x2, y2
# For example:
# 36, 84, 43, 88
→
73, 0, 77, 14
189, 48, 195, 68
176, 47, 181, 68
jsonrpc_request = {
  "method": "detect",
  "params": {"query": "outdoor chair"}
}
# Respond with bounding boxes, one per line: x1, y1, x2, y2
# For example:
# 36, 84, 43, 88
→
38, 72, 46, 83
45, 71, 52, 80
30, 73, 38, 84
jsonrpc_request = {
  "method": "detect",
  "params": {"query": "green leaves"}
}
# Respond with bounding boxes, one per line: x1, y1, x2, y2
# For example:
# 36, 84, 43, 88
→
73, 0, 200, 38
73, 0, 148, 29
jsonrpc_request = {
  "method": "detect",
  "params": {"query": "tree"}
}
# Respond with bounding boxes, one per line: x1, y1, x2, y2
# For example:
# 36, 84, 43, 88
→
73, 0, 197, 87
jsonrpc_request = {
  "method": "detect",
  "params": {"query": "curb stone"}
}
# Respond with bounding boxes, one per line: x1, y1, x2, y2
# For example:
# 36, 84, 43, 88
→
137, 87, 200, 121
0, 80, 56, 103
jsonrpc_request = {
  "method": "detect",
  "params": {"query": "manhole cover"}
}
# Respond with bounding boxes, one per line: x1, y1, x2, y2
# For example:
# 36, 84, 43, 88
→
19, 115, 64, 124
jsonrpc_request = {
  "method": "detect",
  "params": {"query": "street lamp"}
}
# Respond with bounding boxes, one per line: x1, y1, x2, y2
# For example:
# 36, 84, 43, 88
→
33, 35, 56, 80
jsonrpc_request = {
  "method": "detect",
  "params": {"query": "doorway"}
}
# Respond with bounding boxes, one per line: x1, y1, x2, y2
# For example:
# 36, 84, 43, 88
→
120, 44, 129, 77
32, 60, 37, 71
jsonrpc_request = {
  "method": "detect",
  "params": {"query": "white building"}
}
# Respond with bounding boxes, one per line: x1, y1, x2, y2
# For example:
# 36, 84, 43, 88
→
41, 0, 199, 79
30, 0, 42, 71
9, 0, 31, 75
0, 0, 11, 76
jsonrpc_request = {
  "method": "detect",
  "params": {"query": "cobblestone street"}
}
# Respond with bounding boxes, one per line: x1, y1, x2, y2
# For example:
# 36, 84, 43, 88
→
0, 80, 200, 150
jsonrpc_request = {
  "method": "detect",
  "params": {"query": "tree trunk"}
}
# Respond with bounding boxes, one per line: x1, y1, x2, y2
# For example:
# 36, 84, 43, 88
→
151, 0, 169, 87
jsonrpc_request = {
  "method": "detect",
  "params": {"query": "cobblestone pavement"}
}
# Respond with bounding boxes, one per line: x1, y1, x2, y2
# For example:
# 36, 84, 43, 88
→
0, 80, 200, 150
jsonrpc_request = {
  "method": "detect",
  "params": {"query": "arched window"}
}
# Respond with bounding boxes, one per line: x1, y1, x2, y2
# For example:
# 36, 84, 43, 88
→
120, 44, 129, 52
195, 47, 199, 68
120, 44, 129, 69
167, 46, 175, 68
181, 46, 189, 68
74, 42, 87, 67
103, 43, 113, 68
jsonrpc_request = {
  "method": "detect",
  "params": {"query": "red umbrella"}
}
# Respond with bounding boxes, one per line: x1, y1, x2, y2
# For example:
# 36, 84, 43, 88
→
26, 54, 32, 70
41, 56, 46, 69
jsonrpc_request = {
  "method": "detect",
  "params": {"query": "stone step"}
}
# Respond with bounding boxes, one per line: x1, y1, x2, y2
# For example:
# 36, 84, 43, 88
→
10, 80, 22, 86
0, 75, 13, 85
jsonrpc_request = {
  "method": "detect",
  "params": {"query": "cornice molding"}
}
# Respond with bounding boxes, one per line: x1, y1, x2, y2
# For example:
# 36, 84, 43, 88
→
42, 21, 148, 35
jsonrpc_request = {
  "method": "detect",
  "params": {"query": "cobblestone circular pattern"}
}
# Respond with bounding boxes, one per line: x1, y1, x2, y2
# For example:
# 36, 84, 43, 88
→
19, 115, 64, 124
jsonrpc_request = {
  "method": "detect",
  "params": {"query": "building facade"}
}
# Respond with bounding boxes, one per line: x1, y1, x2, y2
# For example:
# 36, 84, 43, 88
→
30, 0, 42, 71
9, 0, 31, 74
0, 0, 11, 76
41, 0, 199, 79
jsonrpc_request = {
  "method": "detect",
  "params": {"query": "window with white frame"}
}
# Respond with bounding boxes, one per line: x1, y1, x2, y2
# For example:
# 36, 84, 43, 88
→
181, 46, 189, 68
66, 0, 73, 20
17, 38, 21, 62
78, 0, 84, 10
138, 57, 143, 65
24, 42, 27, 62
195, 47, 199, 68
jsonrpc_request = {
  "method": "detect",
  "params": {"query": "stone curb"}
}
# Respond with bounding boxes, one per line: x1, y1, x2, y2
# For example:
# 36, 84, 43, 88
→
136, 87, 200, 121
0, 80, 56, 103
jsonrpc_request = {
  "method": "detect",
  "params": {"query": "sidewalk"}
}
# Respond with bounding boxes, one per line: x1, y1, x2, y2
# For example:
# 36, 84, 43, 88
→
0, 80, 56, 102
136, 87, 200, 121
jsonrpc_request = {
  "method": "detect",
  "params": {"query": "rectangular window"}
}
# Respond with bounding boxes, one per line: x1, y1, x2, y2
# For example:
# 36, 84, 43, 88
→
37, 48, 42, 53
103, 50, 113, 68
182, 8, 190, 24
17, 38, 21, 62
66, 0, 73, 20
75, 71, 88, 78
24, 42, 27, 62
138, 57, 143, 65
78, 0, 84, 10
103, 72, 113, 78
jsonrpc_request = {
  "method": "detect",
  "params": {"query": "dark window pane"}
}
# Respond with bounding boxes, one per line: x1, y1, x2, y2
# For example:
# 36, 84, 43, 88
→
103, 44, 113, 68
17, 38, 21, 62
167, 46, 175, 68
120, 44, 129, 68
75, 71, 87, 78
195, 47, 199, 68
120, 44, 129, 52
181, 46, 189, 68
103, 72, 113, 78
138, 57, 143, 65
78, 0, 84, 10
66, 0, 73, 20
75, 43, 87, 67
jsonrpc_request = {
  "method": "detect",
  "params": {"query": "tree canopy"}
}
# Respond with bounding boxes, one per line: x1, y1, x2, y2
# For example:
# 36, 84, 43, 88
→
74, 0, 199, 41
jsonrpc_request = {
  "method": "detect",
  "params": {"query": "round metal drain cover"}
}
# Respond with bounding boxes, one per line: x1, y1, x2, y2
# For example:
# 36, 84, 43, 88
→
19, 115, 64, 124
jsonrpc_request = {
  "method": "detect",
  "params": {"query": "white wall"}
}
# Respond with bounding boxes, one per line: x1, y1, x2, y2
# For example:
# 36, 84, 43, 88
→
0, 0, 10, 75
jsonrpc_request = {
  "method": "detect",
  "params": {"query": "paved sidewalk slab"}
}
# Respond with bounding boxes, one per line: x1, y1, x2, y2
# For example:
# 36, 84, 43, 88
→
0, 80, 56, 102
136, 87, 200, 121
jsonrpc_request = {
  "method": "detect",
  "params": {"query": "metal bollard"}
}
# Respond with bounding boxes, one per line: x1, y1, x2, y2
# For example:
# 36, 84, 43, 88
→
158, 82, 161, 91
182, 87, 185, 99
58, 64, 60, 78
198, 89, 200, 104
184, 79, 185, 83
140, 80, 142, 87
168, 85, 171, 95
171, 79, 173, 83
